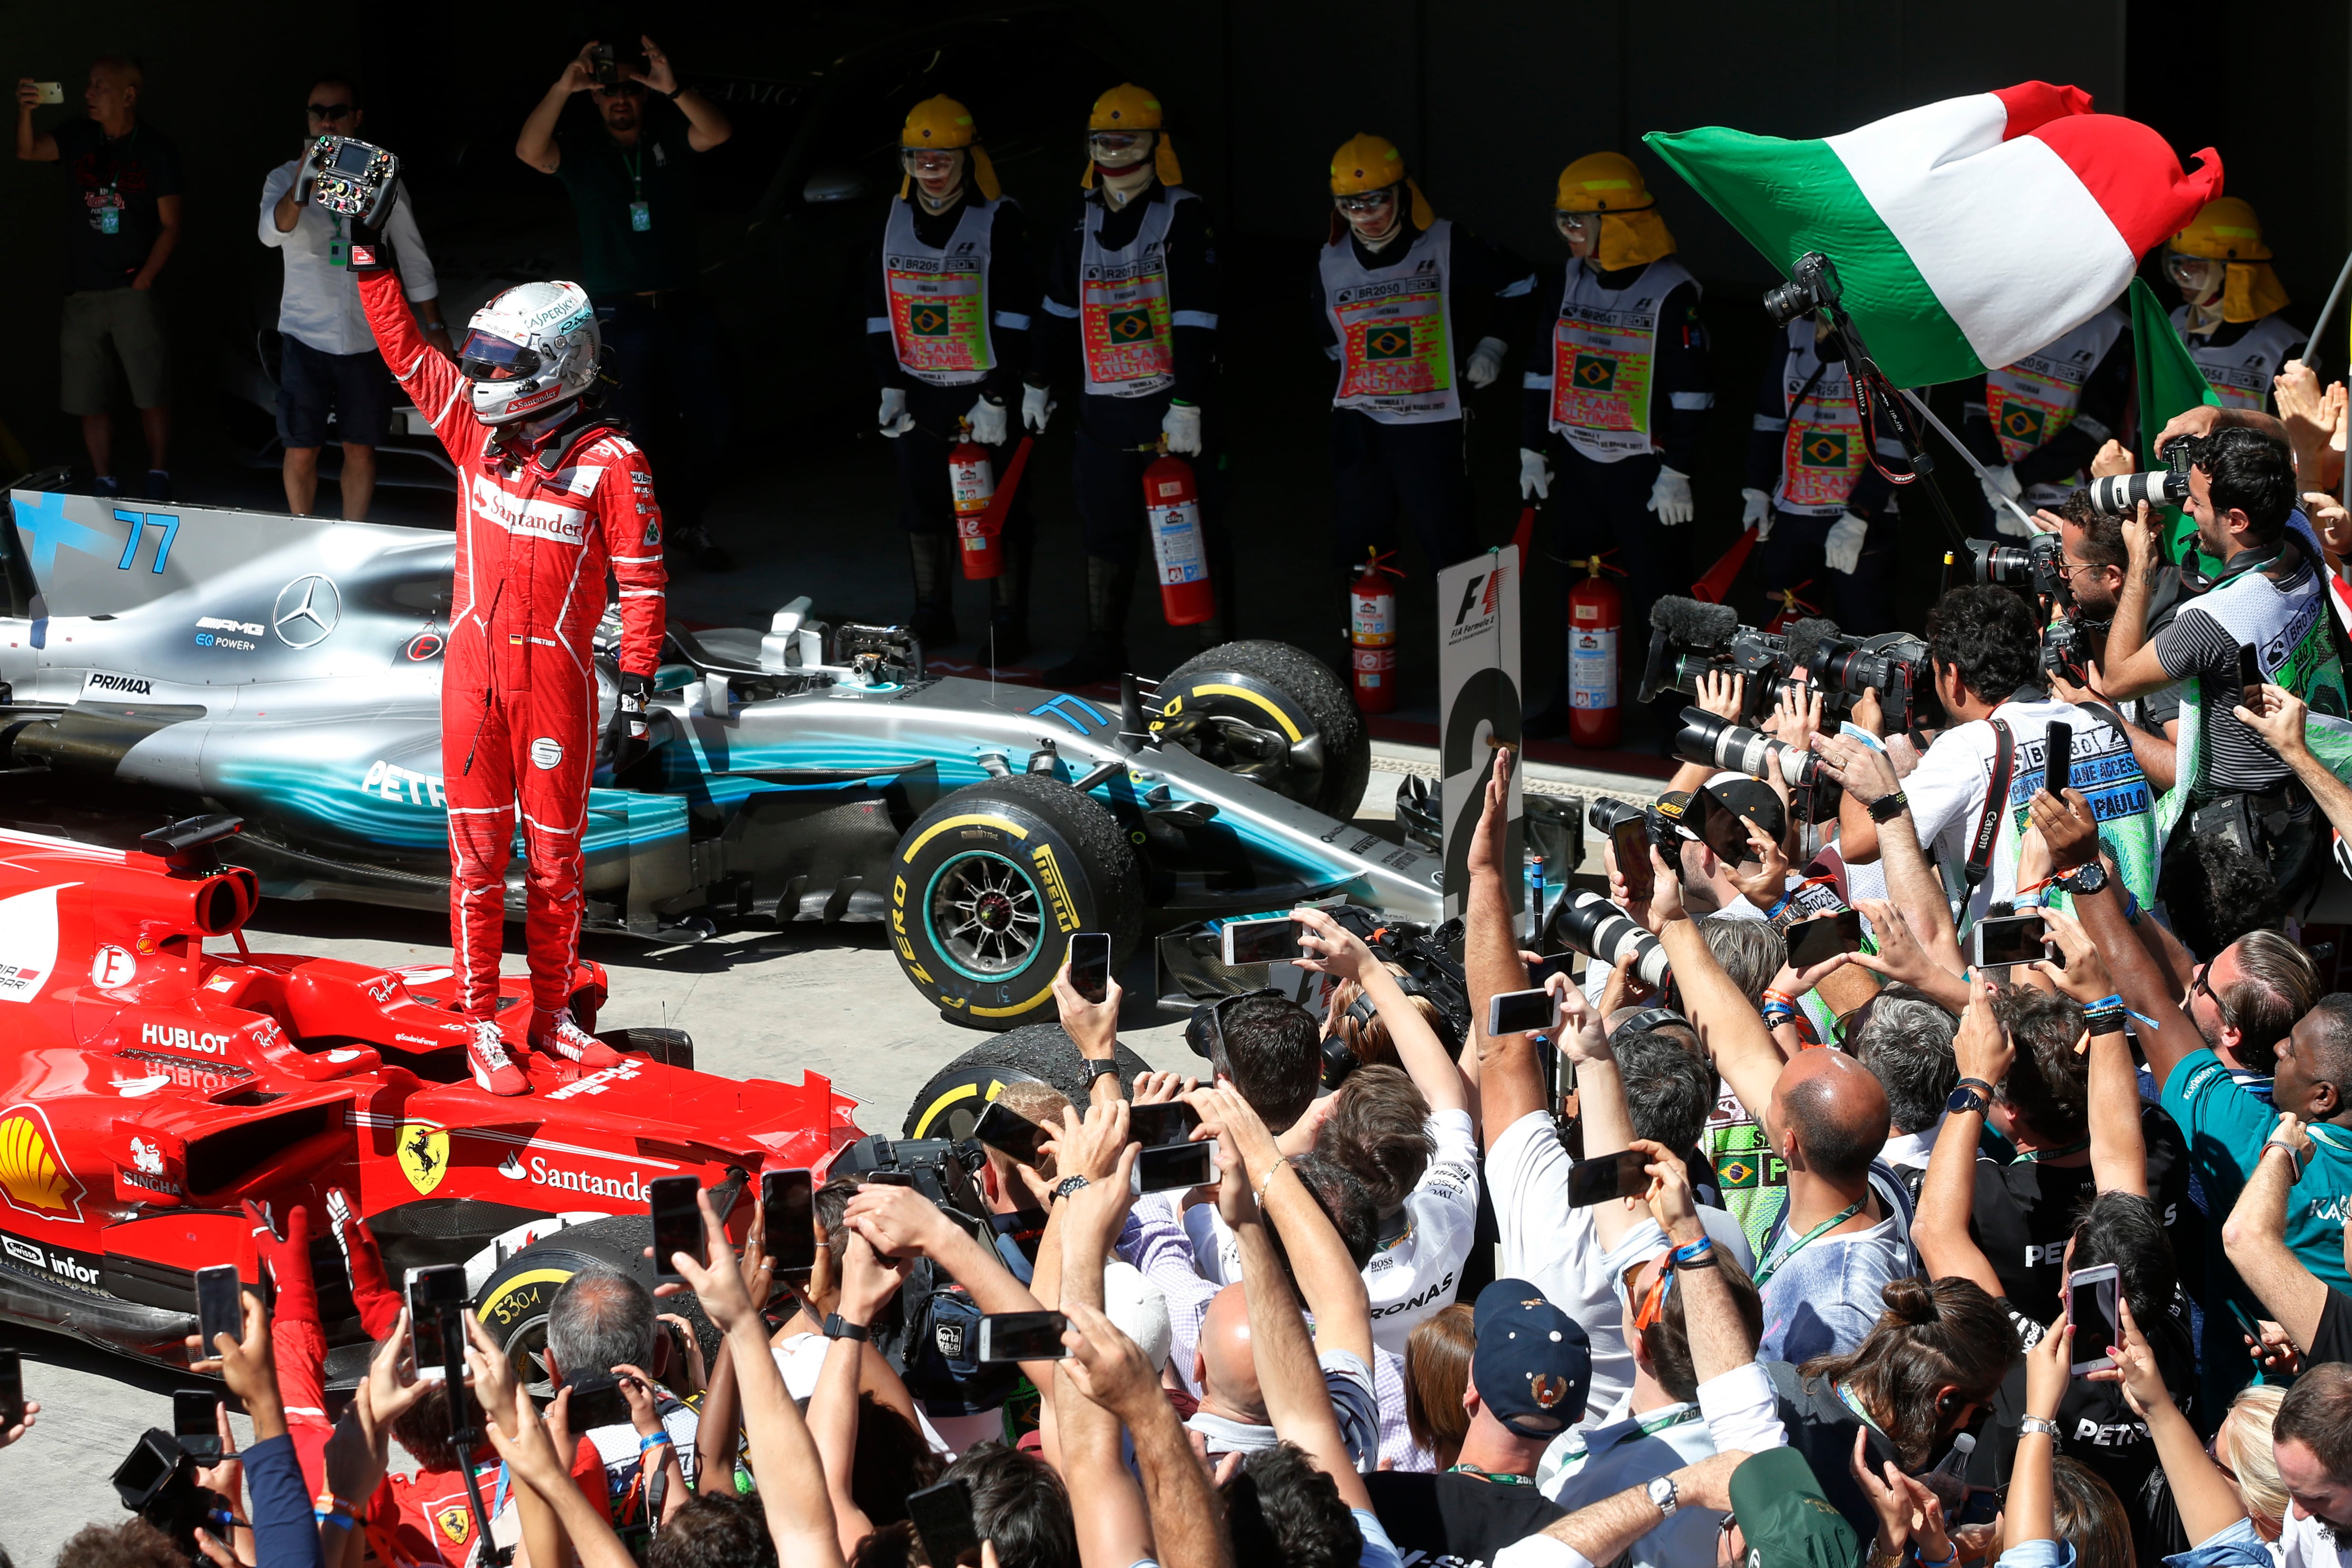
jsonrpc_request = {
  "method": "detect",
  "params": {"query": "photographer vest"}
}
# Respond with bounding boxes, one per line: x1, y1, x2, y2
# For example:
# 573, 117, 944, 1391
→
1771, 322, 1865, 518
1545, 256, 1697, 462
1321, 219, 1461, 425
2155, 514, 2352, 840
2169, 306, 2306, 412
1984, 305, 2128, 507
1078, 188, 1195, 399
882, 196, 1001, 388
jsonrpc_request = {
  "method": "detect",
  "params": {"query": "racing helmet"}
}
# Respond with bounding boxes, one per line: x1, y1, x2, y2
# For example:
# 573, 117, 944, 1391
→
458, 281, 600, 425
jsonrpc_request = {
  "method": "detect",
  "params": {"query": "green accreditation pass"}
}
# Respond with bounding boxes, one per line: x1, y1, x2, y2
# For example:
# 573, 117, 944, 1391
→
630, 199, 651, 232
327, 213, 347, 267
98, 187, 120, 235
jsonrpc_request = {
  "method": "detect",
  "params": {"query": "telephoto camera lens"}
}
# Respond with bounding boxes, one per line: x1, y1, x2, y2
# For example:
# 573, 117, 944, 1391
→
1966, 539, 2036, 586
1586, 797, 1643, 835
2085, 469, 2190, 516
1550, 892, 1672, 990
1674, 708, 1821, 789
1761, 277, 1812, 328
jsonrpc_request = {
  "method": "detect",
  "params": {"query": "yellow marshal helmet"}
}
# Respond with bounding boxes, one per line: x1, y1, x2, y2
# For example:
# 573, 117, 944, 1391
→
2168, 197, 2287, 322
1553, 150, 1675, 270
1081, 83, 1183, 189
1328, 133, 1433, 230
898, 95, 1000, 201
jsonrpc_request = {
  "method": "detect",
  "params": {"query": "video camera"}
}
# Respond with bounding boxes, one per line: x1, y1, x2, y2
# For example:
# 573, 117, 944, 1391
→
305, 135, 399, 226
1637, 598, 1794, 726
1793, 628, 1930, 733
831, 1133, 989, 1228
112, 1429, 224, 1558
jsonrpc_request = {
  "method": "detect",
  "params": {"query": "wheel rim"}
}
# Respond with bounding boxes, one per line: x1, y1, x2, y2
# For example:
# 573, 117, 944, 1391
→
925, 850, 1045, 980
503, 1311, 555, 1398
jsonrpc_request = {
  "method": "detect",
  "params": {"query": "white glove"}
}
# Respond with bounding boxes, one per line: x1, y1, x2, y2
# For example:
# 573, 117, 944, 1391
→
1824, 511, 1869, 575
967, 396, 1009, 447
1980, 463, 2030, 533
877, 387, 914, 438
1741, 486, 1773, 541
1162, 401, 1203, 456
1465, 336, 1508, 390
1648, 465, 1695, 526
1518, 447, 1552, 501
1021, 382, 1054, 435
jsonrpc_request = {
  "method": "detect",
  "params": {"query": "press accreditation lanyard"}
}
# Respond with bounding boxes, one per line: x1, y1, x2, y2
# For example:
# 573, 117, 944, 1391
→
1753, 1201, 1863, 1286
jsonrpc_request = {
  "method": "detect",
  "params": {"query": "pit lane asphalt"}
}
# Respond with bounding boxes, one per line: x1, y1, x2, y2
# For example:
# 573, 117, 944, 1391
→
1, 746, 1650, 1559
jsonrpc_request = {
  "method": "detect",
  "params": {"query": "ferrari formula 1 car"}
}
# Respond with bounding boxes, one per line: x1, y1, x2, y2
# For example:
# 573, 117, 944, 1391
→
0, 483, 1444, 1030
0, 812, 859, 1382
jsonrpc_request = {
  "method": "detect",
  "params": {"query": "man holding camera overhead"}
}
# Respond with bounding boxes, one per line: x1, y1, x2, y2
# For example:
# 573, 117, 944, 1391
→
517, 36, 733, 571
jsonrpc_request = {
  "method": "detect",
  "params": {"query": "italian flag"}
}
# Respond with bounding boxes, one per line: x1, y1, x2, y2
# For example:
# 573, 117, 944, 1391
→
1646, 83, 2222, 388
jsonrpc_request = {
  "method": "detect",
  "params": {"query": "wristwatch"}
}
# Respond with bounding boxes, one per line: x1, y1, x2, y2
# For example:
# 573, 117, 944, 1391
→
823, 1314, 870, 1342
1947, 1077, 1995, 1116
2054, 861, 2109, 896
2020, 1415, 2062, 1442
1866, 789, 1910, 824
1053, 1174, 1091, 1203
1645, 1475, 1679, 1517
1081, 1058, 1122, 1086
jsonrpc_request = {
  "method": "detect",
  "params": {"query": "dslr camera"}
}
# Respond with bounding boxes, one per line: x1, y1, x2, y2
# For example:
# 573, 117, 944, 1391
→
1791, 627, 1930, 732
1965, 532, 2068, 600
1588, 794, 1688, 863
2086, 437, 2196, 516
588, 43, 647, 86
1762, 252, 1844, 328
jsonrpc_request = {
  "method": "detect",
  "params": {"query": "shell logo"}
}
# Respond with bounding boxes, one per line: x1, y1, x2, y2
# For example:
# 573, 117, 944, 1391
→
0, 1104, 85, 1221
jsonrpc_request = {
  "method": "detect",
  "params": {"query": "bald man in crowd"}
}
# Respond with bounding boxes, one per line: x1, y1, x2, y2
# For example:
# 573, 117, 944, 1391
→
1642, 845, 1917, 1362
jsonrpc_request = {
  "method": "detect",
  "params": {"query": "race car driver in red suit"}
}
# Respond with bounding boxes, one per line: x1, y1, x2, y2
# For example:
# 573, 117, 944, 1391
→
354, 252, 663, 1095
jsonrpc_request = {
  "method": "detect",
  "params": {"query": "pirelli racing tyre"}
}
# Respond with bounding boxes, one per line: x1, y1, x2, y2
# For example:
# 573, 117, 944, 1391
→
474, 1214, 718, 1398
901, 1024, 1158, 1140
1153, 639, 1370, 818
891, 773, 1141, 1032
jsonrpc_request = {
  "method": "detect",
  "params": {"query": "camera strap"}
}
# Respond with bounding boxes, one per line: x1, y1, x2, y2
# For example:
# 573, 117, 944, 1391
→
1964, 718, 2016, 890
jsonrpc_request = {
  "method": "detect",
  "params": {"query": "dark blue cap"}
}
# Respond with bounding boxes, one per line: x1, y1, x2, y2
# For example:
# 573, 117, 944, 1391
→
1471, 1277, 1592, 1437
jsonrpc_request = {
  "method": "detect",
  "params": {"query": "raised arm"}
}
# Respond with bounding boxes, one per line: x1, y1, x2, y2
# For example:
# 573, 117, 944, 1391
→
843, 1179, 1063, 1395
1634, 1140, 1758, 1380
806, 1232, 905, 1558
2029, 904, 2146, 1197
1195, 1084, 1373, 1368
518, 45, 595, 173
2110, 1297, 2249, 1543
14, 81, 57, 160
1062, 1301, 1232, 1568
2220, 1113, 2330, 1352
1817, 732, 1964, 975
1467, 749, 1544, 1146
1294, 906, 1466, 1115
2239, 685, 2352, 855
1053, 1173, 1158, 1568
632, 39, 730, 152
1911, 982, 2009, 1297
1644, 849, 1785, 1124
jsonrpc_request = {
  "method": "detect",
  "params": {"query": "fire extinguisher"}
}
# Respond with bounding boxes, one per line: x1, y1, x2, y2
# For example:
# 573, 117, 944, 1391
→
1349, 548, 1402, 714
949, 428, 1002, 580
1567, 554, 1626, 750
1762, 582, 1818, 634
1142, 447, 1215, 626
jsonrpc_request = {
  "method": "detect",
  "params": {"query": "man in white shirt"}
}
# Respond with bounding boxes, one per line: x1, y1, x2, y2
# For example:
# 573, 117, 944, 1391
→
1839, 583, 2160, 931
257, 78, 449, 520
2274, 1363, 2352, 1567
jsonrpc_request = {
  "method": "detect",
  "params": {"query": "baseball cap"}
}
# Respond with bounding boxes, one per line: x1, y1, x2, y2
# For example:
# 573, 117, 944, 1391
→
1653, 790, 1698, 841
1701, 773, 1787, 844
1470, 1278, 1591, 1437
1727, 1448, 1860, 1568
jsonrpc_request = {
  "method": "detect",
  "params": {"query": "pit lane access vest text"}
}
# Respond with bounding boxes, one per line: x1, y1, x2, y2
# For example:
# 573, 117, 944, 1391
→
1773, 321, 1866, 518
1546, 256, 1697, 463
882, 196, 1001, 388
1079, 188, 1196, 400
1321, 220, 1460, 425
1984, 306, 2128, 508
2170, 307, 2306, 412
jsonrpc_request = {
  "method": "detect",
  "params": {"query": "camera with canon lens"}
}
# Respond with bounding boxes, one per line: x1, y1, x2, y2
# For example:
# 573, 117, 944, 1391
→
1792, 628, 1930, 732
1673, 708, 1822, 790
1762, 252, 1844, 328
2086, 437, 2196, 516
1547, 891, 1671, 989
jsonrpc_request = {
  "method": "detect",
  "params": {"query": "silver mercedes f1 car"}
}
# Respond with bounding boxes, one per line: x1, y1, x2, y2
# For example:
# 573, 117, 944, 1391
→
0, 480, 1447, 1029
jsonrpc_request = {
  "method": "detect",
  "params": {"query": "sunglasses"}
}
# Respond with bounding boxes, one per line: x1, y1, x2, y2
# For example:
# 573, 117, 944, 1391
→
593, 81, 645, 98
307, 103, 354, 119
1628, 1258, 1675, 1332
2190, 963, 2236, 1026
1334, 189, 1395, 215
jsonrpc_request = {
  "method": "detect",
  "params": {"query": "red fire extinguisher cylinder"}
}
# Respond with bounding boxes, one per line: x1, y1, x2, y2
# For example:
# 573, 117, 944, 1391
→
1143, 453, 1215, 626
1567, 556, 1622, 750
1349, 550, 1398, 714
950, 437, 1003, 581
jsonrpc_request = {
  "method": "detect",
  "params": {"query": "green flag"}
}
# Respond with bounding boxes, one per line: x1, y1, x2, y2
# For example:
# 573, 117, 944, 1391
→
2128, 275, 2222, 575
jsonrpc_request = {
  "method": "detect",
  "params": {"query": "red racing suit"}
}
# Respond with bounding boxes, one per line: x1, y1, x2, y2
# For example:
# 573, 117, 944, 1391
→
359, 269, 667, 1019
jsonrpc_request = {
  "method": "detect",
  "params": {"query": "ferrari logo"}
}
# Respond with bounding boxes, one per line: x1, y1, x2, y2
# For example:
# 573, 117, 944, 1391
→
1107, 307, 1154, 344
2002, 406, 2046, 444
435, 1505, 471, 1545
398, 1123, 449, 1196
1366, 324, 1414, 360
1800, 432, 1848, 468
909, 304, 949, 337
1572, 353, 1616, 390
0, 1105, 85, 1220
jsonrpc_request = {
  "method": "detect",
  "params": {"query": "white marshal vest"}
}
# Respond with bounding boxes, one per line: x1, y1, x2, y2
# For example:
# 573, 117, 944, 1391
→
1772, 322, 1866, 518
882, 196, 1000, 389
1544, 257, 1696, 462
2171, 307, 2306, 412
1983, 306, 2128, 507
1321, 220, 1460, 425
1078, 188, 1196, 399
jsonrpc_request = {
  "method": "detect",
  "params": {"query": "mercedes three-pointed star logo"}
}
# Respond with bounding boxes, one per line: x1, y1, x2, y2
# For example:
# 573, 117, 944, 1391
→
273, 574, 341, 648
